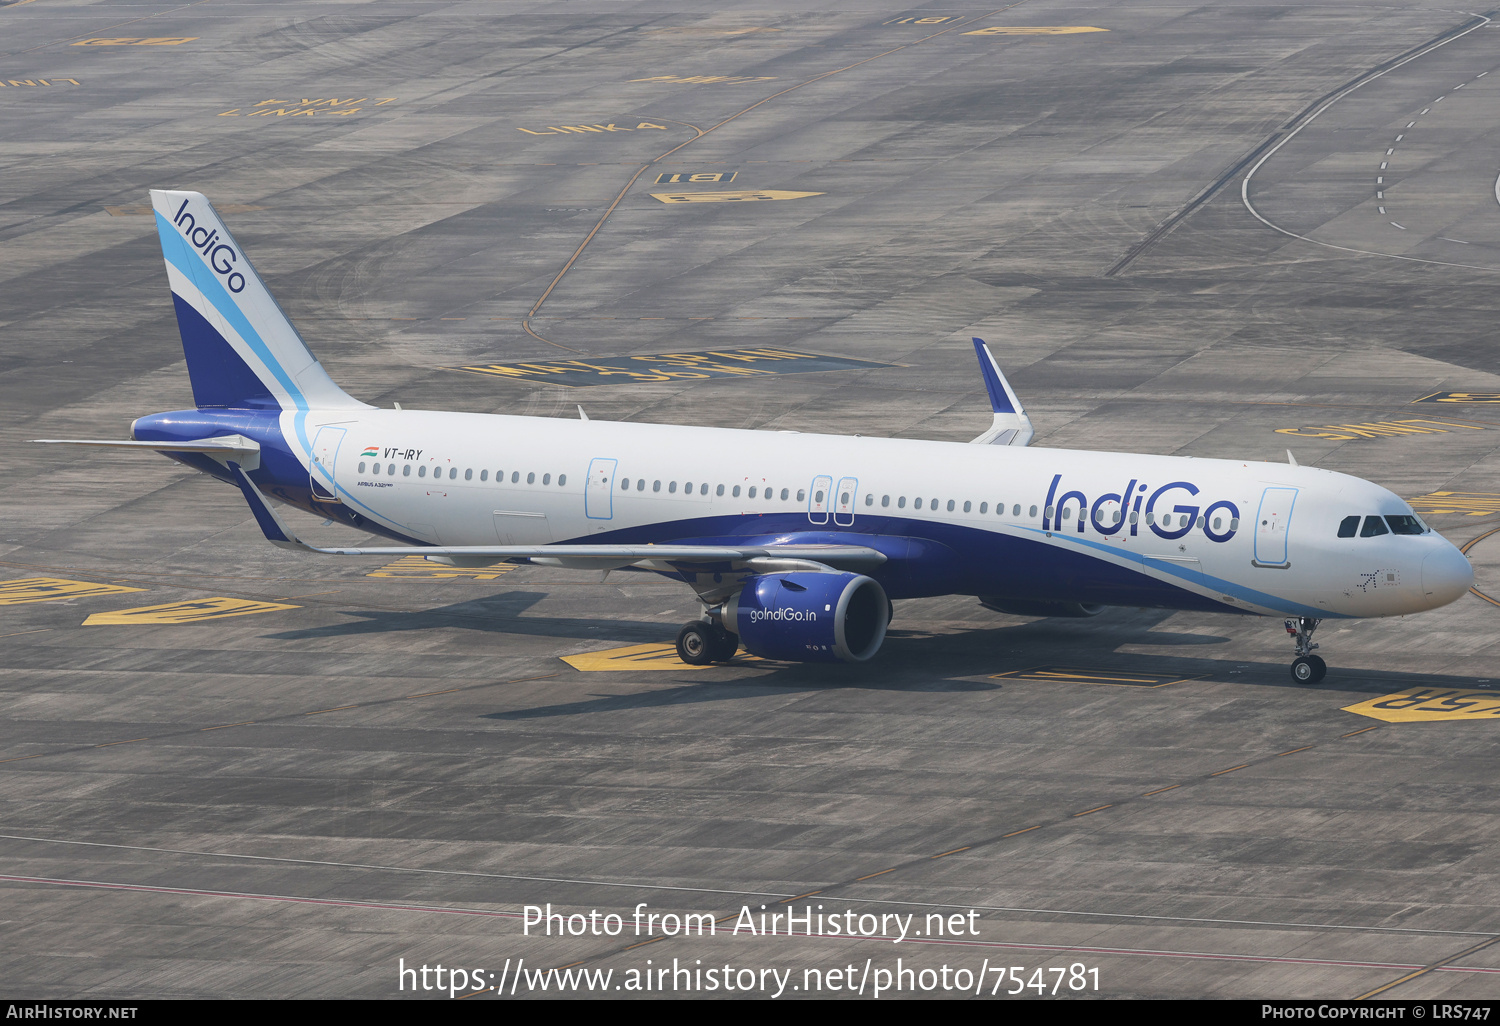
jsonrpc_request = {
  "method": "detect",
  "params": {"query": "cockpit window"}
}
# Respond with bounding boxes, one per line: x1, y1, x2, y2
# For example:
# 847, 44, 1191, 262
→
1360, 515, 1390, 538
1337, 515, 1360, 538
1385, 514, 1426, 536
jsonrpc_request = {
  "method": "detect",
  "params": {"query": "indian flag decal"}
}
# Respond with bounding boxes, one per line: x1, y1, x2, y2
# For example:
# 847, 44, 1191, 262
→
361, 446, 379, 457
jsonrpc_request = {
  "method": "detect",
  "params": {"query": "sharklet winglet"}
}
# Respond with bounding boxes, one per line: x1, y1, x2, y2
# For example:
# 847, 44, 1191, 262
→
969, 338, 1035, 446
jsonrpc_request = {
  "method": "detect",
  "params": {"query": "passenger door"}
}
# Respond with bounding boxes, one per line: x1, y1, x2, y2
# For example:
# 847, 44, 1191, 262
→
808, 475, 832, 525
1253, 486, 1297, 567
585, 458, 616, 520
834, 476, 858, 527
309, 425, 346, 503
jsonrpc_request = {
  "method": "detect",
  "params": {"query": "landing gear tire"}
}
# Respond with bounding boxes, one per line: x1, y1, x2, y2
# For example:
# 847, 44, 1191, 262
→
707, 628, 739, 663
1291, 655, 1327, 685
676, 621, 715, 666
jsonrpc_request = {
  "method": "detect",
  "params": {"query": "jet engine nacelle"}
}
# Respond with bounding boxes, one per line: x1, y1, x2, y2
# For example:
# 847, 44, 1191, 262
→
726, 572, 890, 663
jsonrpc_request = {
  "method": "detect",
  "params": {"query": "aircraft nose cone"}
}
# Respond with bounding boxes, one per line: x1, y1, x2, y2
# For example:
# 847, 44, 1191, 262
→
1422, 544, 1474, 608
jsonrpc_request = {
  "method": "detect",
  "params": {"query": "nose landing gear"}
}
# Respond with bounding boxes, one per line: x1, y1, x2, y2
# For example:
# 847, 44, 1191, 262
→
1285, 617, 1326, 684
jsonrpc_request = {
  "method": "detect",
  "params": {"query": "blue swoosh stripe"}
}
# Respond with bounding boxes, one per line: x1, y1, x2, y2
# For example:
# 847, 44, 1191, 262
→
1019, 526, 1347, 619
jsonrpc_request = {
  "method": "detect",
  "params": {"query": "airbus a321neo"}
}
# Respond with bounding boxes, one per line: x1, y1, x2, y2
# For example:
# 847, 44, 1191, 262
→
35, 192, 1475, 682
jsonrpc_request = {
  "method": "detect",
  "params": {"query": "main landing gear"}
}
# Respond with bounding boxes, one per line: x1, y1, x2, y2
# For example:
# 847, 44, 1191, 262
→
1284, 617, 1326, 684
675, 620, 740, 666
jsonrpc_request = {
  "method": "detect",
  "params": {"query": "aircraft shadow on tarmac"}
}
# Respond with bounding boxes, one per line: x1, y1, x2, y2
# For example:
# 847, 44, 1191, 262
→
260, 594, 1487, 719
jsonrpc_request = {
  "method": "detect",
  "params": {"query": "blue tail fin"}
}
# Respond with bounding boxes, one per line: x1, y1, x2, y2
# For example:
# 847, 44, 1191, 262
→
150, 190, 367, 412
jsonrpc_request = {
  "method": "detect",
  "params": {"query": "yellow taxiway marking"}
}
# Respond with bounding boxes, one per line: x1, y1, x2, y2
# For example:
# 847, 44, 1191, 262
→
0, 578, 143, 606
562, 642, 762, 671
1276, 418, 1486, 441
366, 554, 517, 580
651, 189, 823, 204
1413, 391, 1500, 404
656, 171, 737, 184
962, 26, 1108, 36
71, 37, 197, 46
1343, 688, 1500, 723
1408, 491, 1500, 517
990, 665, 1203, 688
631, 75, 777, 86
83, 597, 299, 625
516, 121, 669, 136
0, 79, 81, 88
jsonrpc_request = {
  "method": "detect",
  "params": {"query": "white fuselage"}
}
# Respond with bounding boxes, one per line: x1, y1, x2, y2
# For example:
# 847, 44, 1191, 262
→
297, 409, 1473, 619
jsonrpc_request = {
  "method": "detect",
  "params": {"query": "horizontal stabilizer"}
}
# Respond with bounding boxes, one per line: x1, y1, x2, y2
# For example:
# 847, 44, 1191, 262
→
228, 465, 886, 570
33, 434, 260, 455
969, 338, 1034, 446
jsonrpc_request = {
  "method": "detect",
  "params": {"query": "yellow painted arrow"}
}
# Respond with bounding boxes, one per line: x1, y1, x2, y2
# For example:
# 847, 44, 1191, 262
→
84, 597, 299, 625
650, 190, 824, 204
0, 577, 143, 605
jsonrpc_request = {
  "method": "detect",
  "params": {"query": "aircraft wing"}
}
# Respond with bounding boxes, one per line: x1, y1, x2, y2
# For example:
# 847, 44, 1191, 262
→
229, 464, 886, 571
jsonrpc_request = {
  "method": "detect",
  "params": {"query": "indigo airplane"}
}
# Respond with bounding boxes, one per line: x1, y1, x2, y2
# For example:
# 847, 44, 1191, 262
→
36, 192, 1474, 682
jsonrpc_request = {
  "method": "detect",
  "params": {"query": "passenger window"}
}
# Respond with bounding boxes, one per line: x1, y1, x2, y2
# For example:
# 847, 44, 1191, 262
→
782, 488, 790, 501
1386, 515, 1425, 535
766, 489, 774, 502
914, 498, 923, 510
403, 465, 411, 477
797, 489, 805, 501
1129, 511, 1138, 524
865, 494, 874, 506
732, 485, 741, 497
897, 497, 906, 508
882, 495, 890, 507
963, 500, 971, 513
620, 478, 630, 491
1338, 515, 1359, 538
716, 484, 725, 496
653, 480, 661, 492
418, 465, 427, 478
748, 486, 757, 498
1361, 515, 1389, 538
463, 469, 471, 481
1017, 505, 1024, 517
669, 481, 678, 494
525, 472, 534, 484
979, 502, 987, 514
684, 481, 692, 493
637, 479, 645, 491
543, 473, 551, 485
814, 490, 824, 503
558, 475, 566, 486
358, 461, 366, 473
1229, 518, 1239, 531
447, 468, 456, 480
512, 472, 520, 484
1212, 517, 1222, 531
480, 470, 488, 482
947, 499, 955, 512
373, 463, 381, 475
1144, 512, 1155, 525
1061, 507, 1072, 520
1044, 505, 1054, 518
388, 464, 396, 476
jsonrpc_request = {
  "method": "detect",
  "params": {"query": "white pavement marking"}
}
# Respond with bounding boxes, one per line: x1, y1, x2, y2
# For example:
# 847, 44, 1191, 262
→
1391, 222, 1407, 229
1240, 11, 1500, 272
1379, 206, 1386, 213
1493, 169, 1500, 210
